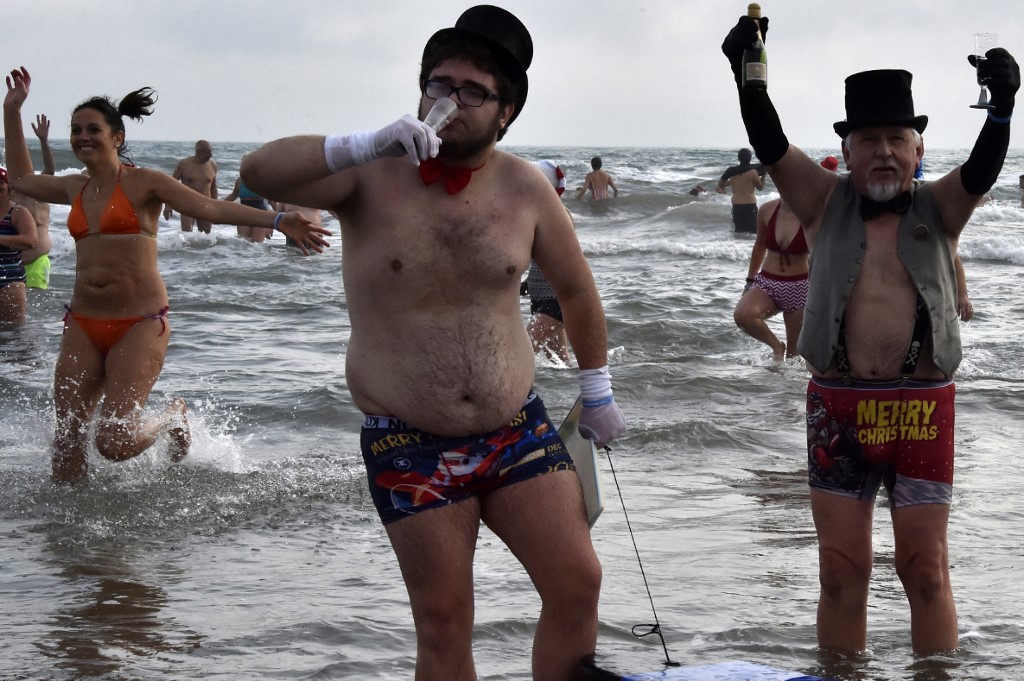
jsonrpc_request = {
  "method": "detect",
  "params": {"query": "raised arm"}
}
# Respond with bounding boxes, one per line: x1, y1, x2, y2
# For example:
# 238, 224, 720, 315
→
242, 115, 441, 209
931, 48, 1019, 238
721, 17, 835, 229
4, 68, 69, 204
4, 68, 35, 185
31, 113, 56, 175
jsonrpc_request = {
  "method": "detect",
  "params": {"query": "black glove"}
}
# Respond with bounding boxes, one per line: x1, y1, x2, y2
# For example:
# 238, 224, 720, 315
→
722, 15, 769, 87
968, 48, 1020, 115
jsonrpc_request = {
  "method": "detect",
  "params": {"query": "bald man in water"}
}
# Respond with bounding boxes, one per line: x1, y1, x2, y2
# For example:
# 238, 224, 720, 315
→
164, 140, 218, 233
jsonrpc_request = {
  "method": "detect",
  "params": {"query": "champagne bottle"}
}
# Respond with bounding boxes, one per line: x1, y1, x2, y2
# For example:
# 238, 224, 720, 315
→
741, 3, 767, 91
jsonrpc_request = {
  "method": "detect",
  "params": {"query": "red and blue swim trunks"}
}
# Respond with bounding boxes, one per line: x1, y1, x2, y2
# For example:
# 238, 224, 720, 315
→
360, 392, 574, 524
805, 377, 955, 507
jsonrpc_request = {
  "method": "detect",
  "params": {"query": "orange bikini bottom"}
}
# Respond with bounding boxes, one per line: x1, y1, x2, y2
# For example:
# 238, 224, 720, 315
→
63, 305, 170, 356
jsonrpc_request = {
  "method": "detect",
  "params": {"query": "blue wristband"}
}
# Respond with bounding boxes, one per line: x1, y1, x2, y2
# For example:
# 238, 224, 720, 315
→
987, 111, 1012, 124
582, 395, 614, 408
273, 212, 285, 230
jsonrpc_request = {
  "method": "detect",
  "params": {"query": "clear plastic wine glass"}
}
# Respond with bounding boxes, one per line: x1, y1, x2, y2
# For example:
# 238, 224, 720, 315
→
970, 32, 998, 109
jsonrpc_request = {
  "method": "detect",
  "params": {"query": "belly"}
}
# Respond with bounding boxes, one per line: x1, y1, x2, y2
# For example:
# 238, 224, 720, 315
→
346, 312, 536, 436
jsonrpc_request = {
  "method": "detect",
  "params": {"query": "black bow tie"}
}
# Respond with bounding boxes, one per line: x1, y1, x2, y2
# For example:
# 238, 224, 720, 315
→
860, 191, 912, 222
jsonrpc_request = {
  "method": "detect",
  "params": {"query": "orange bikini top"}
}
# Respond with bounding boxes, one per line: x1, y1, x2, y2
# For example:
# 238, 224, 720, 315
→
68, 165, 149, 242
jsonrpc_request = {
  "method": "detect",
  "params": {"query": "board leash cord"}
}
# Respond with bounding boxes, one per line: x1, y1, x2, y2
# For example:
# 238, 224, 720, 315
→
603, 445, 680, 669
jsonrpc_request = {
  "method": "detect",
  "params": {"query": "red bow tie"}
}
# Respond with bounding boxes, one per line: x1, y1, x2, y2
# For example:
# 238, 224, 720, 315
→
418, 157, 484, 195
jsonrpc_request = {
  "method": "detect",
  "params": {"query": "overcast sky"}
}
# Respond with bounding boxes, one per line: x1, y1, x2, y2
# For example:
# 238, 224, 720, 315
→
6, 0, 1023, 151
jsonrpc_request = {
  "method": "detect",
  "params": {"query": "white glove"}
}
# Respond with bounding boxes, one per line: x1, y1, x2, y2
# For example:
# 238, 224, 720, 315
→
324, 115, 440, 171
577, 366, 626, 446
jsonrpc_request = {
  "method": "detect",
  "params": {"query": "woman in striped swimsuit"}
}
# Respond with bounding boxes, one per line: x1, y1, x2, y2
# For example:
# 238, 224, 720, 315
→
733, 197, 809, 361
0, 167, 38, 325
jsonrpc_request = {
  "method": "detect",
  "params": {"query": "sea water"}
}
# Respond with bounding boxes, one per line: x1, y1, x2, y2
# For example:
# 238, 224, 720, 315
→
1, 142, 1023, 680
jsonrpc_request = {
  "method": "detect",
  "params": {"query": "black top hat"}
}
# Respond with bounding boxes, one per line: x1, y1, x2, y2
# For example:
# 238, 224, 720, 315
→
421, 5, 533, 128
833, 69, 928, 138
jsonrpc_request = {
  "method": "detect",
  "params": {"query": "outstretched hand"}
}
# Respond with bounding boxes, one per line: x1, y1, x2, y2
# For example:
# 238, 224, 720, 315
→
4, 67, 30, 111
31, 113, 49, 141
721, 15, 769, 85
968, 48, 1020, 113
276, 212, 333, 256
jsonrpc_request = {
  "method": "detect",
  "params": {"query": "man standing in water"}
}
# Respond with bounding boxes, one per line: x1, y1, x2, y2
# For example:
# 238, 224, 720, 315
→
717, 147, 765, 233
242, 6, 625, 680
164, 140, 218, 233
722, 14, 1018, 654
576, 155, 618, 201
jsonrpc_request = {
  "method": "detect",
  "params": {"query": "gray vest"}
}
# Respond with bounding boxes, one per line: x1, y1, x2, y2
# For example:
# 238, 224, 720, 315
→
797, 176, 961, 376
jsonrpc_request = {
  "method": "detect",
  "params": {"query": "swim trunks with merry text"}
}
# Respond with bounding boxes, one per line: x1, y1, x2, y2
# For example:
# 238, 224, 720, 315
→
360, 392, 574, 524
806, 377, 955, 507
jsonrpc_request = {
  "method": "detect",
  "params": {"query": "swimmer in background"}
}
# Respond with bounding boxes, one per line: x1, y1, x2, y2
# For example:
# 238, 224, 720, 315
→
576, 156, 618, 200
164, 140, 218, 233
717, 147, 766, 233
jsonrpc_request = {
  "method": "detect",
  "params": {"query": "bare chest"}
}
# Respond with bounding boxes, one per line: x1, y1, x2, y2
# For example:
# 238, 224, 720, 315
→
343, 186, 533, 296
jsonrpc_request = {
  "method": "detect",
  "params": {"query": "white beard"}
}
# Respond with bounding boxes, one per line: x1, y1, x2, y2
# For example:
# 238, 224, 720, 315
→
866, 181, 901, 202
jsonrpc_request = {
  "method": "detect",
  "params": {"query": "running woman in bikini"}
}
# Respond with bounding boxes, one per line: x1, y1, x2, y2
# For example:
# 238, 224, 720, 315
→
3, 67, 332, 483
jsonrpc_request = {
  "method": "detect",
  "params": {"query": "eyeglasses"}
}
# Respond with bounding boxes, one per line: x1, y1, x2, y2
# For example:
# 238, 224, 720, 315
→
423, 80, 500, 108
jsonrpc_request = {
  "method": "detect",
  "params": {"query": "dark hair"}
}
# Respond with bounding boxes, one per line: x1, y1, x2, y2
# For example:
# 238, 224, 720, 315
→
420, 33, 519, 141
73, 87, 157, 162
591, 156, 602, 170
738, 148, 752, 164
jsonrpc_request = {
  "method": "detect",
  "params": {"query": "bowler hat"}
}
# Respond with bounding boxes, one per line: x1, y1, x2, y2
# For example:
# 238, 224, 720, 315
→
421, 5, 533, 128
833, 69, 928, 138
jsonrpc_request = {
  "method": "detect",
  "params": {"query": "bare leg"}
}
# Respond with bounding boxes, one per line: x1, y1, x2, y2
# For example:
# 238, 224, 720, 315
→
196, 220, 213, 235
733, 288, 784, 360
250, 227, 273, 243
483, 470, 601, 681
782, 308, 804, 359
237, 225, 254, 241
180, 215, 195, 232
810, 489, 874, 653
892, 503, 958, 653
385, 500, 482, 681
91, 316, 179, 462
52, 324, 107, 483
0, 282, 27, 325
